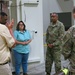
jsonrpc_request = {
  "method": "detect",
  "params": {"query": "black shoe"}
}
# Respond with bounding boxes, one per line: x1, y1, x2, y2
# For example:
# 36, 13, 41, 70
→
23, 73, 28, 75
46, 72, 50, 75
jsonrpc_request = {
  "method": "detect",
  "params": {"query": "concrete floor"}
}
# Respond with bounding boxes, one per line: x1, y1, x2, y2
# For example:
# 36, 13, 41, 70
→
12, 55, 70, 75
12, 63, 45, 75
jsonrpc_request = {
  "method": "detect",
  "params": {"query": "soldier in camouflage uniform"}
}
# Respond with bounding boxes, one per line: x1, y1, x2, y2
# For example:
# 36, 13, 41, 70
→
45, 13, 65, 75
62, 7, 75, 75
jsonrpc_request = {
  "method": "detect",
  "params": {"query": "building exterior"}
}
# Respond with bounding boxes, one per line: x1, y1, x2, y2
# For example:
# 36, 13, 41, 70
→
1, 0, 75, 72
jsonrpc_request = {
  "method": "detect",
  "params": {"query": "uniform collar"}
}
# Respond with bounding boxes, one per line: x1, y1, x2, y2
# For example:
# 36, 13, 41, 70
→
50, 20, 59, 27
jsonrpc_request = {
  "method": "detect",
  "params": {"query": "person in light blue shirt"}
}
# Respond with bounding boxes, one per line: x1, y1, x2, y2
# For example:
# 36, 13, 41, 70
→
13, 21, 32, 75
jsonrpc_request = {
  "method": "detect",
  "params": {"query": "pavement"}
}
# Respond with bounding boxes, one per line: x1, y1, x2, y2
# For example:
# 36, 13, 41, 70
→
12, 62, 45, 75
28, 55, 70, 75
13, 55, 70, 75
28, 62, 45, 75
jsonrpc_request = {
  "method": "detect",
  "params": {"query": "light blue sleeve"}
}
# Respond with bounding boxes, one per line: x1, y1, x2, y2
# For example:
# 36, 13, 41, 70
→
27, 30, 31, 39
14, 30, 18, 40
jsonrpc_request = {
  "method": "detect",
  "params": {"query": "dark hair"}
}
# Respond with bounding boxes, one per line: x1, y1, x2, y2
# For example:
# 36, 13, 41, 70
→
50, 12, 58, 17
51, 12, 58, 17
0, 12, 7, 16
16, 21, 26, 31
73, 7, 75, 13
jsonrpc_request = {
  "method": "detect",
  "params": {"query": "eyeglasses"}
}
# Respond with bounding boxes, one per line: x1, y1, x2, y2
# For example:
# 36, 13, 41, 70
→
19, 24, 23, 25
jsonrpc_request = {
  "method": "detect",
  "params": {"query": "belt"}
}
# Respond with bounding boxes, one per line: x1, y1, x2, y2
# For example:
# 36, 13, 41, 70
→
0, 62, 8, 65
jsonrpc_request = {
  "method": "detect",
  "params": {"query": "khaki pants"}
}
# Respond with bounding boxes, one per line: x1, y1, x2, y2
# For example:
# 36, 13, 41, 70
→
0, 63, 12, 75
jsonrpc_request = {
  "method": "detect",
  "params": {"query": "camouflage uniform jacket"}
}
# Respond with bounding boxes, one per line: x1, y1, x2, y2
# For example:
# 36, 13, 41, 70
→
46, 20, 65, 47
62, 25, 75, 59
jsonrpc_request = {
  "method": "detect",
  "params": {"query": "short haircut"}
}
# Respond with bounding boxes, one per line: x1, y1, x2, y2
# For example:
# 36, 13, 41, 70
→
0, 12, 7, 16
51, 12, 58, 17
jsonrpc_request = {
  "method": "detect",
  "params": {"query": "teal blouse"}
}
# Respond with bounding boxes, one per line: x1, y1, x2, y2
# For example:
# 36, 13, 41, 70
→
13, 30, 31, 53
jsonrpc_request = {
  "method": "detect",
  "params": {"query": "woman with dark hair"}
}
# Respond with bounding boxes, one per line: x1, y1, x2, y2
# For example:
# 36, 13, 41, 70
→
13, 21, 32, 75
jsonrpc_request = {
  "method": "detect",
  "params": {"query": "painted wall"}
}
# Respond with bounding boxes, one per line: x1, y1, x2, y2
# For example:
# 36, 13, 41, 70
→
49, 0, 73, 13
43, 0, 50, 59
18, 0, 44, 63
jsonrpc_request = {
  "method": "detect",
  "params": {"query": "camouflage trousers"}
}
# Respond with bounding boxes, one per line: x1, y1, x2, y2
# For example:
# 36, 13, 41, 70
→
69, 72, 75, 75
45, 47, 61, 75
69, 57, 75, 75
69, 67, 75, 75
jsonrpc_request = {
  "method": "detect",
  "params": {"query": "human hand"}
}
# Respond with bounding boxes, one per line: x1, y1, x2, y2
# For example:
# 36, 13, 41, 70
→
22, 42, 27, 45
47, 44, 54, 48
6, 19, 14, 29
21, 42, 28, 45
